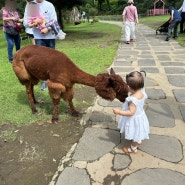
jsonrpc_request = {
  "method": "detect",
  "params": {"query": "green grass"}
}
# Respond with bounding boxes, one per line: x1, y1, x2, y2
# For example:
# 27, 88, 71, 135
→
0, 22, 122, 126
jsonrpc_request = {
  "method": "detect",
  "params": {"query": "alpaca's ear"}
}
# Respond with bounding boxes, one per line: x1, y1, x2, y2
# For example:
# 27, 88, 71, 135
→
108, 77, 116, 88
110, 68, 116, 75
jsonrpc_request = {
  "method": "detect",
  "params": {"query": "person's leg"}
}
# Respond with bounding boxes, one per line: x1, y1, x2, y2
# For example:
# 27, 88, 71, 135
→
46, 39, 56, 49
124, 22, 130, 44
174, 20, 180, 38
166, 20, 176, 41
35, 39, 47, 47
14, 34, 21, 51
123, 141, 141, 154
4, 32, 14, 63
130, 22, 136, 41
180, 13, 184, 33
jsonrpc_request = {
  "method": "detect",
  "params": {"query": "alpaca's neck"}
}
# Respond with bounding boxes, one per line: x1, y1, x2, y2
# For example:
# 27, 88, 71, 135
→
72, 69, 96, 87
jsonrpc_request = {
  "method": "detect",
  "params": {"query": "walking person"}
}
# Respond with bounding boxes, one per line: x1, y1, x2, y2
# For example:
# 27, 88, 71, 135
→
24, 0, 58, 90
113, 71, 149, 154
23, 0, 35, 45
165, 6, 182, 41
2, 0, 23, 63
122, 0, 139, 44
178, 0, 185, 34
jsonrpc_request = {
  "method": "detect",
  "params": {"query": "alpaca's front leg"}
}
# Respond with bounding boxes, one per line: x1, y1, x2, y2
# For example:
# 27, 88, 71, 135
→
25, 84, 37, 113
52, 99, 60, 123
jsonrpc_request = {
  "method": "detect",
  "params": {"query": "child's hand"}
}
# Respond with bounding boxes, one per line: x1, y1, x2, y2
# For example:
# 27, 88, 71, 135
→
41, 27, 49, 34
113, 108, 120, 115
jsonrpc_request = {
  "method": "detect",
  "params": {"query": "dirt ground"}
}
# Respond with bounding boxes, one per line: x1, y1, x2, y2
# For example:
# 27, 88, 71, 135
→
0, 86, 96, 185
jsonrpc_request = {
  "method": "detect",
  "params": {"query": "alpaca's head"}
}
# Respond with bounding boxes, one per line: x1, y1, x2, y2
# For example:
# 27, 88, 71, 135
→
95, 68, 128, 102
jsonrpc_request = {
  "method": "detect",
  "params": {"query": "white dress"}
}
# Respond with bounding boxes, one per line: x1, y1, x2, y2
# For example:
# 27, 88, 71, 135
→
118, 89, 149, 143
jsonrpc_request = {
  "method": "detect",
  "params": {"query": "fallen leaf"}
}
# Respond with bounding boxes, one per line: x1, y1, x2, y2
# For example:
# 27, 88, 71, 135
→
38, 121, 44, 126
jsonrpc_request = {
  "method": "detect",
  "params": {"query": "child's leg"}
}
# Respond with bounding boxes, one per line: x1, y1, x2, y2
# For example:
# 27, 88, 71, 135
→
123, 141, 141, 154
46, 20, 60, 35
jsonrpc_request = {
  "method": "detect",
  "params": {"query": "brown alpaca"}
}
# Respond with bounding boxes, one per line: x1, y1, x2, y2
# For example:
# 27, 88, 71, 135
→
12, 45, 128, 122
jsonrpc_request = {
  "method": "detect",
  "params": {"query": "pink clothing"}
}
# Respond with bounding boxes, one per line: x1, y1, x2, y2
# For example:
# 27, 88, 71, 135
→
2, 9, 20, 32
122, 5, 138, 22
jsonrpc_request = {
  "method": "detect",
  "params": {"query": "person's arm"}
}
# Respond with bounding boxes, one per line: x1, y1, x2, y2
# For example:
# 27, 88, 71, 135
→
169, 10, 174, 23
122, 8, 126, 24
113, 101, 136, 116
135, 7, 139, 24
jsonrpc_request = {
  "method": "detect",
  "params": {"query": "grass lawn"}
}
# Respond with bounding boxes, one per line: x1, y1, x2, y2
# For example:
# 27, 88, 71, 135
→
0, 22, 122, 126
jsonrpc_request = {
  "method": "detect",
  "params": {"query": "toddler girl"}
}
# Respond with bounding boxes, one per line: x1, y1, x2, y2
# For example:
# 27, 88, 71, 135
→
113, 71, 149, 154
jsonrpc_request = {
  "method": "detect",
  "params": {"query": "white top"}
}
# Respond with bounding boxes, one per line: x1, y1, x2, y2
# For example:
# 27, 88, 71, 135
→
23, 0, 57, 39
117, 88, 149, 143
178, 0, 185, 12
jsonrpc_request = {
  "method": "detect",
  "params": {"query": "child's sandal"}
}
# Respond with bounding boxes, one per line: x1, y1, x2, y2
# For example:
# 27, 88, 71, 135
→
123, 146, 137, 154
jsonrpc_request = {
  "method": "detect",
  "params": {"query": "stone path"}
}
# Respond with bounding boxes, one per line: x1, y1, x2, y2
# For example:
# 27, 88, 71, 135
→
50, 22, 185, 185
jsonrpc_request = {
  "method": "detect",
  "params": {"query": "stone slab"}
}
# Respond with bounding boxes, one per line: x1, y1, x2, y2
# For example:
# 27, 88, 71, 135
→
138, 59, 156, 66
179, 105, 185, 122
168, 75, 185, 87
146, 103, 175, 128
146, 88, 166, 99
173, 89, 185, 103
164, 67, 185, 74
113, 154, 131, 170
72, 128, 120, 161
140, 67, 159, 73
139, 134, 183, 162
56, 167, 90, 185
89, 111, 114, 123
121, 168, 185, 185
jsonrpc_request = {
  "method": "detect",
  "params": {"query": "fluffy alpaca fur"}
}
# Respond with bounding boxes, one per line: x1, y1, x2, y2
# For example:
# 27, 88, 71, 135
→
12, 45, 128, 122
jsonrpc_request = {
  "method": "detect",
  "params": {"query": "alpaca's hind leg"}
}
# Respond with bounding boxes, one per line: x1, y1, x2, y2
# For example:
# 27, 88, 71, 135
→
63, 86, 79, 117
68, 99, 79, 117
25, 83, 37, 113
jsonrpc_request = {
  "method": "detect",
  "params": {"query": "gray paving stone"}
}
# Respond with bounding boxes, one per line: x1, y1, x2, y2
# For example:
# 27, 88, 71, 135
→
140, 67, 159, 73
121, 168, 185, 185
139, 134, 183, 162
161, 62, 185, 66
89, 111, 114, 123
146, 103, 175, 128
179, 105, 185, 122
72, 128, 120, 161
168, 75, 185, 87
164, 67, 185, 74
98, 99, 123, 107
138, 55, 153, 58
113, 61, 132, 66
157, 55, 171, 61
144, 78, 159, 87
138, 59, 156, 66
112, 67, 134, 73
113, 154, 131, 170
173, 89, 185, 103
146, 88, 166, 99
56, 167, 90, 185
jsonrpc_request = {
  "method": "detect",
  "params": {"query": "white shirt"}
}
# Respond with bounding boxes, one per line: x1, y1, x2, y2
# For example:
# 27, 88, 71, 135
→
178, 0, 185, 12
24, 0, 57, 39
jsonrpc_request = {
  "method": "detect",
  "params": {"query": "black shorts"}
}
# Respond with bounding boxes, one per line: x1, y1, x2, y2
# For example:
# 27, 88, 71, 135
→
26, 33, 34, 38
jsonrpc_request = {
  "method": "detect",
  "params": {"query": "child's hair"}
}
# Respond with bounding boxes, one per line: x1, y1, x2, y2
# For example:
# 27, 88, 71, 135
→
126, 71, 145, 91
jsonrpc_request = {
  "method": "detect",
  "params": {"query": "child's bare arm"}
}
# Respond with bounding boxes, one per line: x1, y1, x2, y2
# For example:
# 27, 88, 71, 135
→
113, 102, 136, 116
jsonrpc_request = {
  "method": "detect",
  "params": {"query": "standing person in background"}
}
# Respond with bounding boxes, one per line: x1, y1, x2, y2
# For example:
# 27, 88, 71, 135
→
178, 0, 185, 34
23, 0, 35, 45
2, 0, 23, 63
24, 0, 58, 90
165, 6, 182, 41
122, 0, 138, 44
